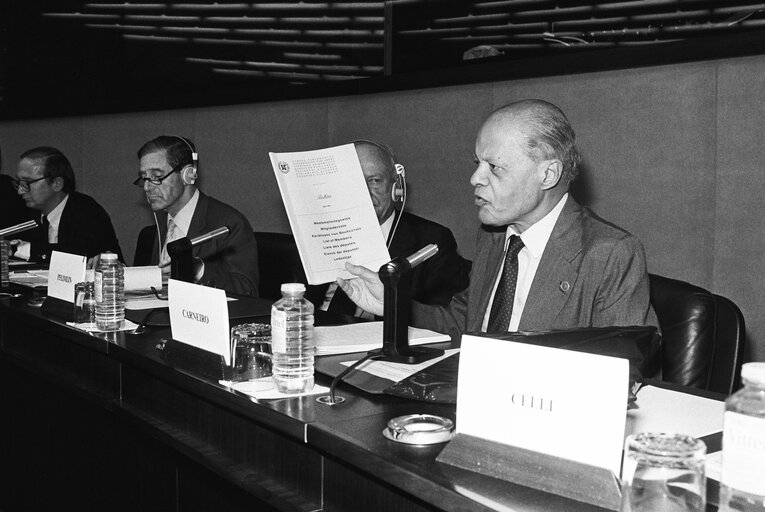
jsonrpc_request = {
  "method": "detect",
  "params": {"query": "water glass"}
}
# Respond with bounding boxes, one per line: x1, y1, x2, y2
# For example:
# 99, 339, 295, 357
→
230, 323, 272, 383
73, 281, 96, 326
620, 432, 706, 512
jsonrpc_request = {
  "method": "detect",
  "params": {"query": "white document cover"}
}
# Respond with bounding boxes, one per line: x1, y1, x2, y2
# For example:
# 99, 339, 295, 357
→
269, 143, 390, 285
456, 335, 628, 474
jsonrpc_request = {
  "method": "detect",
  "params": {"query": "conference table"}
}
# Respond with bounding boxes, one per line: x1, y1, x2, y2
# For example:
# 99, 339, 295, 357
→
0, 286, 722, 512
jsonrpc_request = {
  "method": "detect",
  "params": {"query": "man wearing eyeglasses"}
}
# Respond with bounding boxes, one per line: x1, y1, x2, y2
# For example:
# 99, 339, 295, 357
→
134, 136, 259, 297
11, 146, 123, 265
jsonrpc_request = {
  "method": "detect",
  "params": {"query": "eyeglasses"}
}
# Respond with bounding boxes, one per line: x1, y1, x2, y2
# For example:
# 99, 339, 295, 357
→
133, 163, 184, 187
11, 176, 48, 192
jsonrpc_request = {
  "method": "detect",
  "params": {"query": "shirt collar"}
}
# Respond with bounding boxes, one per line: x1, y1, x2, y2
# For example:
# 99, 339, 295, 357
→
506, 193, 568, 258
45, 193, 69, 228
168, 189, 200, 236
380, 210, 396, 242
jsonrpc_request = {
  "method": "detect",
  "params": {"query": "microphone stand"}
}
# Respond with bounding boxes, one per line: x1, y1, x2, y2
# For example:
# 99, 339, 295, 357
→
368, 244, 443, 364
167, 226, 229, 283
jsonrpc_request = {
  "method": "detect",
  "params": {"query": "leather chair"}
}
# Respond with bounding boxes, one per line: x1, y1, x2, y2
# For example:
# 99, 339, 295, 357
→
649, 273, 746, 395
133, 225, 156, 266
253, 231, 307, 300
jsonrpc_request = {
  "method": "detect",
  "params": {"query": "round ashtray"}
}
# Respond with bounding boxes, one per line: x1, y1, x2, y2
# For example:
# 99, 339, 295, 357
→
383, 414, 455, 445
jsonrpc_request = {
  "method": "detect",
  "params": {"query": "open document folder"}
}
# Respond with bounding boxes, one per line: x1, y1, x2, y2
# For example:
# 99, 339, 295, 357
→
314, 321, 450, 355
269, 143, 390, 284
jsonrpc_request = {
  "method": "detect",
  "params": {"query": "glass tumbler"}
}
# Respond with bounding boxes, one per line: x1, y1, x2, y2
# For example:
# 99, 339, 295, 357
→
620, 432, 706, 512
230, 323, 272, 383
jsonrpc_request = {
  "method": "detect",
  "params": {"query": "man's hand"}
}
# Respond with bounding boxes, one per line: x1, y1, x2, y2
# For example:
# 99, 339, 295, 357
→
337, 261, 384, 316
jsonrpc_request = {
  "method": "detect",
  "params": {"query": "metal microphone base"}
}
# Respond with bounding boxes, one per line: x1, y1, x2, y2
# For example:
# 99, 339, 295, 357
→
367, 346, 444, 365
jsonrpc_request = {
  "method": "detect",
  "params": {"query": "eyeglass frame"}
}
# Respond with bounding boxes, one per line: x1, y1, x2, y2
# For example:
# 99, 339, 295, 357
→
133, 162, 187, 188
11, 175, 48, 192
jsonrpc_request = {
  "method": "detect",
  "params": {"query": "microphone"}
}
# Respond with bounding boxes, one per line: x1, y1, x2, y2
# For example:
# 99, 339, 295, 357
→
168, 226, 230, 283
374, 243, 442, 364
0, 219, 38, 238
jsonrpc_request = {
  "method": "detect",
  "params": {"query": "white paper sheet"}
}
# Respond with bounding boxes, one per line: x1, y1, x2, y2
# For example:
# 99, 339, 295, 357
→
124, 266, 162, 291
341, 348, 460, 382
314, 321, 450, 355
626, 385, 724, 439
269, 143, 390, 284
456, 335, 628, 474
9, 269, 49, 288
168, 279, 231, 365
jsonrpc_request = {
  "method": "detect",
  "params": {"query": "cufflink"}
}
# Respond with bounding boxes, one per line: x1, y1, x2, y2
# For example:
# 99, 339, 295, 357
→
559, 281, 570, 292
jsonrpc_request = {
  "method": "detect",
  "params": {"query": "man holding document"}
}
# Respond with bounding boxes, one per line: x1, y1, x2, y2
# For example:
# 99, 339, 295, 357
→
339, 100, 658, 335
304, 140, 471, 316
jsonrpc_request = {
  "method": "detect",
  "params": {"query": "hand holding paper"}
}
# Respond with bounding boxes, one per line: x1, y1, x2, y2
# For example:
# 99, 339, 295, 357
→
337, 261, 384, 316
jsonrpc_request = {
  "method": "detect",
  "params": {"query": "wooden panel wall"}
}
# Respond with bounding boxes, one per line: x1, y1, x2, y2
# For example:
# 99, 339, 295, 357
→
1, 54, 763, 362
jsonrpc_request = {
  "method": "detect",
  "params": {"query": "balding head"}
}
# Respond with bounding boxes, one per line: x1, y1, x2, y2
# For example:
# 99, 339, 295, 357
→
355, 140, 398, 224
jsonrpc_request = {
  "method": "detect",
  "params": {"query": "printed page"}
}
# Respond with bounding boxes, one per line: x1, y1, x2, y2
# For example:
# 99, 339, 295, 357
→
270, 143, 390, 284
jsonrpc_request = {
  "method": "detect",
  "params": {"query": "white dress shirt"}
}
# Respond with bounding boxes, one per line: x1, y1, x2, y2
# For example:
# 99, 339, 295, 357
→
13, 193, 69, 261
482, 193, 569, 332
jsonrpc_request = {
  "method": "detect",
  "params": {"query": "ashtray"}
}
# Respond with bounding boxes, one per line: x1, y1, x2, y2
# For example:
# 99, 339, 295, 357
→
383, 413, 455, 445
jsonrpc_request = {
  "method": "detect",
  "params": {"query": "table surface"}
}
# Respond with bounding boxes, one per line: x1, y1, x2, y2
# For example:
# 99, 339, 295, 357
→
0, 285, 724, 512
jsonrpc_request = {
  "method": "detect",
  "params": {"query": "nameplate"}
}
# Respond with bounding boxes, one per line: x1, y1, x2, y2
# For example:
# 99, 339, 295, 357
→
47, 251, 87, 302
168, 279, 230, 365
456, 334, 628, 474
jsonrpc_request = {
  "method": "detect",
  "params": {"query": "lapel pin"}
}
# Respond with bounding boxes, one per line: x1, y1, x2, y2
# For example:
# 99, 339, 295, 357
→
559, 281, 570, 292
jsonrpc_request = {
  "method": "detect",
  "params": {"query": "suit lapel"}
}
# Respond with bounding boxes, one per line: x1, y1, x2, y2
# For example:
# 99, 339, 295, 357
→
519, 197, 583, 331
467, 227, 506, 332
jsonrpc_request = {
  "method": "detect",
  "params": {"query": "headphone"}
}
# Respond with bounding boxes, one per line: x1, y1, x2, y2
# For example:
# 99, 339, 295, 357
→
175, 136, 198, 185
353, 139, 406, 203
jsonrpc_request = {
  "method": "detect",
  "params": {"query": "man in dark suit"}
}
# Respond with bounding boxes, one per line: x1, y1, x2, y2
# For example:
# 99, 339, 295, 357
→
135, 136, 259, 297
338, 100, 658, 335
10, 147, 122, 264
304, 140, 470, 316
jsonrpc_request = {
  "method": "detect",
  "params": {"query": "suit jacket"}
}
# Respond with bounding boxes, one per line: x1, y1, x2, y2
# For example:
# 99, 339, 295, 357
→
305, 210, 471, 314
19, 191, 123, 263
146, 192, 259, 297
412, 196, 658, 336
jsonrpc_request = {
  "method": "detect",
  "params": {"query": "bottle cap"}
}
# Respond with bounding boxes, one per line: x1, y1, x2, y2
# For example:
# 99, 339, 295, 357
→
280, 283, 306, 294
741, 362, 765, 384
100, 252, 118, 261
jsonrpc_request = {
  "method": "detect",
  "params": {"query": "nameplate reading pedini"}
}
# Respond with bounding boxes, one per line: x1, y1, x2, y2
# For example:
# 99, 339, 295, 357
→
47, 250, 87, 302
168, 279, 231, 365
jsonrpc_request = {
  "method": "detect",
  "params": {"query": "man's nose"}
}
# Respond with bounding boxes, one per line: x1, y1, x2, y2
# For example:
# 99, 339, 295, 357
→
470, 164, 487, 187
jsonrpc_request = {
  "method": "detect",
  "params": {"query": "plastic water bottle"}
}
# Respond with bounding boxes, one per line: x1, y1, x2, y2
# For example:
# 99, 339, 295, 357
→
270, 283, 314, 394
94, 252, 125, 331
719, 362, 765, 511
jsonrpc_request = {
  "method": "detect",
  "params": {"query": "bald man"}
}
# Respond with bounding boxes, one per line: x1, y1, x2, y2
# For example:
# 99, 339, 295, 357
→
339, 100, 657, 335
305, 140, 471, 317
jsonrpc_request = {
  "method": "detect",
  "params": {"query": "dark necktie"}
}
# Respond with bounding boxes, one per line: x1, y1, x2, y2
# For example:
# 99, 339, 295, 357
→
487, 235, 525, 333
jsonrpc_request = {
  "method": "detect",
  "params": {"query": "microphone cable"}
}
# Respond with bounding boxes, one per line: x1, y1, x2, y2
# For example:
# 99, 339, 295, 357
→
325, 352, 381, 405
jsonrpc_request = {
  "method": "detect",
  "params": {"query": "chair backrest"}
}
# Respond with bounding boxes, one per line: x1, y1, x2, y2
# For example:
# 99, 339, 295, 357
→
649, 273, 746, 395
134, 224, 157, 266
253, 231, 307, 300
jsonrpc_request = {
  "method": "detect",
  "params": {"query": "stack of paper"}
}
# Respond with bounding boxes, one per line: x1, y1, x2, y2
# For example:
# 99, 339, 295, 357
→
9, 269, 49, 288
314, 321, 450, 356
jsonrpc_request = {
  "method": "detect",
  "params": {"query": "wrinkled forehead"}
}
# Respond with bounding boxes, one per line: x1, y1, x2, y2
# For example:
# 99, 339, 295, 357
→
139, 150, 171, 173
476, 116, 530, 154
356, 143, 394, 179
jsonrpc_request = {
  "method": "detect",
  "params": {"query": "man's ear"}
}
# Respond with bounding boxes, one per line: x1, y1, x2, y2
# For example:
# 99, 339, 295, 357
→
50, 176, 65, 192
541, 160, 563, 190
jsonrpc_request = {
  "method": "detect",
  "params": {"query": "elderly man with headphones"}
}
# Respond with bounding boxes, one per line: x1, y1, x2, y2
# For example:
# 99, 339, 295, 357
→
134, 135, 259, 297
305, 139, 471, 317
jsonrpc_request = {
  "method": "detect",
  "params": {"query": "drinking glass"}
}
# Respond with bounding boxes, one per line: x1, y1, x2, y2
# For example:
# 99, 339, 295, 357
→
230, 323, 272, 383
620, 432, 706, 512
